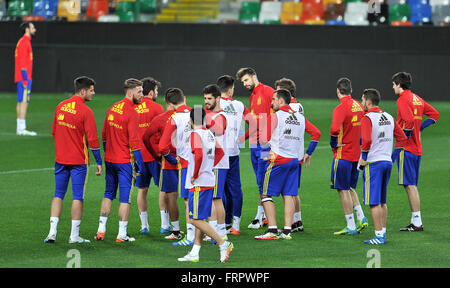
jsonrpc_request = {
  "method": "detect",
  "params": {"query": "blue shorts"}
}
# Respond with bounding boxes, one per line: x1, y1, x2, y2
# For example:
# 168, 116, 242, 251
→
362, 161, 392, 205
396, 150, 421, 186
17, 80, 32, 103
188, 188, 214, 220
250, 144, 271, 194
159, 167, 189, 198
104, 162, 134, 204
135, 161, 160, 188
54, 162, 87, 201
330, 158, 359, 191
213, 168, 228, 199
223, 155, 243, 221
159, 169, 178, 193
262, 159, 299, 197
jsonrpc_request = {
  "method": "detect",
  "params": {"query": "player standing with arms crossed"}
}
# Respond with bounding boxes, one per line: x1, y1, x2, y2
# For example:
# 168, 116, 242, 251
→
177, 107, 233, 263
236, 67, 274, 229
45, 76, 102, 244
15, 21, 37, 136
96, 78, 146, 243
330, 78, 368, 236
359, 88, 407, 244
391, 72, 440, 231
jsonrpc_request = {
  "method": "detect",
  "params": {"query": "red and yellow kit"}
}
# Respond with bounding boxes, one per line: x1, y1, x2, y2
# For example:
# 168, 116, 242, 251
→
102, 97, 142, 164
395, 90, 440, 156
15, 35, 33, 83
330, 95, 365, 162
52, 95, 100, 165
245, 83, 274, 145
135, 97, 164, 162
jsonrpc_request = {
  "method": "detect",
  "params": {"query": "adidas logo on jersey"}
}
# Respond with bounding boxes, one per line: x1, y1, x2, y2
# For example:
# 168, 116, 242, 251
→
412, 95, 423, 106
135, 102, 149, 114
285, 113, 300, 125
112, 102, 124, 115
223, 104, 238, 116
60, 101, 77, 115
351, 100, 363, 112
378, 114, 391, 126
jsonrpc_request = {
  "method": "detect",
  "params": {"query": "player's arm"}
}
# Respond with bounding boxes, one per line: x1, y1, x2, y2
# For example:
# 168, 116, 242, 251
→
16, 40, 29, 86
51, 108, 58, 137
330, 105, 346, 148
102, 113, 108, 151
84, 109, 103, 175
214, 139, 225, 167
128, 111, 145, 175
159, 119, 178, 165
142, 117, 161, 160
191, 132, 203, 181
393, 120, 408, 144
420, 101, 440, 132
207, 114, 227, 136
259, 112, 277, 145
360, 116, 372, 163
397, 98, 415, 138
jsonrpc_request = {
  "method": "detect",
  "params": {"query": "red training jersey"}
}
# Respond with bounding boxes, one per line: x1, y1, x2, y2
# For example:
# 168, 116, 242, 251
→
15, 35, 33, 83
135, 97, 164, 162
102, 97, 142, 164
143, 109, 180, 170
395, 90, 440, 156
245, 83, 274, 145
52, 95, 100, 165
330, 95, 364, 162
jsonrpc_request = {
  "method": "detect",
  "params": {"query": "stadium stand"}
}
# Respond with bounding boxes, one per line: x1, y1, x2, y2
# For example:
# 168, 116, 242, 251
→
1, 0, 450, 25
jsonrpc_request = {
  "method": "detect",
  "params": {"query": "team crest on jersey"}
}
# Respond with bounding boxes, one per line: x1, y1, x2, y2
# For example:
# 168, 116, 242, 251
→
285, 113, 300, 125
60, 102, 77, 114
135, 102, 149, 114
257, 97, 262, 105
283, 127, 292, 135
351, 100, 363, 112
57, 113, 64, 121
112, 102, 124, 115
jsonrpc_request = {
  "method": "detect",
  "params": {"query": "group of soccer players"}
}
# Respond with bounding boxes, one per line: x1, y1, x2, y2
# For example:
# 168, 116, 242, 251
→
43, 68, 440, 263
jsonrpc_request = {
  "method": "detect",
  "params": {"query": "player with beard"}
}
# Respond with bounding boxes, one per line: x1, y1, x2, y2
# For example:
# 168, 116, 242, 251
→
96, 78, 146, 243
236, 67, 274, 229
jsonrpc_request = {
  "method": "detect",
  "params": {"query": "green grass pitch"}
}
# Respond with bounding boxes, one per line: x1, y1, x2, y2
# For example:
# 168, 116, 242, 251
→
0, 92, 449, 268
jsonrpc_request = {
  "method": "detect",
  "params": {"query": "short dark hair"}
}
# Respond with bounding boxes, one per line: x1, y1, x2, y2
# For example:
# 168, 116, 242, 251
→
20, 21, 32, 34
274, 78, 296, 98
362, 88, 381, 106
74, 76, 96, 93
202, 84, 221, 98
337, 77, 352, 95
274, 89, 291, 105
236, 67, 256, 80
165, 88, 185, 105
124, 78, 143, 93
216, 75, 235, 94
190, 106, 206, 127
392, 72, 412, 90
140, 77, 161, 96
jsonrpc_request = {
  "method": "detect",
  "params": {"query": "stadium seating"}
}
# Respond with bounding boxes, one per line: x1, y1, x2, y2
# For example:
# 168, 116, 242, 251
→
239, 0, 260, 23
0, 0, 7, 19
33, 0, 59, 19
8, 0, 31, 17
280, 1, 302, 24
389, 3, 411, 23
116, 0, 136, 22
156, 0, 219, 23
324, 2, 345, 21
344, 2, 369, 25
432, 3, 450, 25
57, 0, 81, 21
85, 0, 108, 20
367, 2, 389, 25
301, 0, 324, 23
259, 1, 282, 23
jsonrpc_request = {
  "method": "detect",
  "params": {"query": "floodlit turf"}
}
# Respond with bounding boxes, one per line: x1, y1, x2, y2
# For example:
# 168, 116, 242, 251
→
0, 92, 449, 268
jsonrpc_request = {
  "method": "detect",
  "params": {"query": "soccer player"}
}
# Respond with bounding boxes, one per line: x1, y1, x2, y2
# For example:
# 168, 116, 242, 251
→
96, 78, 146, 243
274, 78, 321, 233
330, 78, 368, 236
359, 88, 407, 245
159, 88, 194, 243
204, 84, 228, 240
255, 89, 308, 240
142, 90, 179, 238
135, 77, 164, 235
216, 75, 249, 235
391, 72, 440, 231
177, 106, 233, 263
15, 21, 37, 136
44, 76, 102, 244
236, 67, 274, 229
